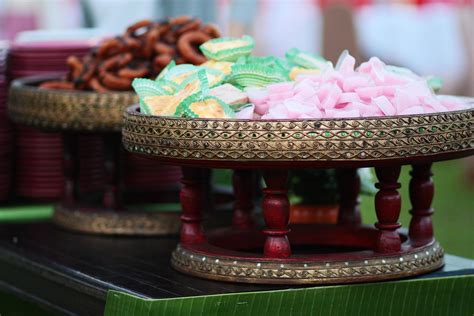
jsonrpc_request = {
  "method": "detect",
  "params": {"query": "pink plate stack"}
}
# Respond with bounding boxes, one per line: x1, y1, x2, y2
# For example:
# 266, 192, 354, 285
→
9, 40, 92, 200
0, 42, 12, 201
8, 41, 90, 78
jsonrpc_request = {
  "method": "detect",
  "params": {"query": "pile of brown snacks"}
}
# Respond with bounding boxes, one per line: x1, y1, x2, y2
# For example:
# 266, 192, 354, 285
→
39, 17, 220, 92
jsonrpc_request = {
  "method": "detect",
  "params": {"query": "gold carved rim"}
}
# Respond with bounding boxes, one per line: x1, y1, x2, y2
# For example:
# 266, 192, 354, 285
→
53, 205, 180, 236
8, 75, 137, 132
171, 242, 444, 284
123, 102, 474, 165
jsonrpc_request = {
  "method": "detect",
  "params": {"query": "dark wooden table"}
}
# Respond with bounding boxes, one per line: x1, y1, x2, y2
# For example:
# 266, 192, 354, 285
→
0, 222, 472, 316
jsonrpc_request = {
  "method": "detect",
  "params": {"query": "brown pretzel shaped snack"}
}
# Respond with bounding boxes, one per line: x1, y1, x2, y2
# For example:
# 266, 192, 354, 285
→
123, 36, 141, 52
100, 72, 132, 90
39, 80, 74, 90
201, 24, 221, 38
118, 62, 150, 79
154, 42, 175, 55
99, 53, 133, 73
97, 38, 123, 58
176, 18, 201, 35
88, 77, 109, 93
39, 18, 222, 91
175, 57, 186, 65
169, 15, 192, 25
162, 30, 178, 45
177, 31, 211, 64
142, 28, 161, 58
153, 54, 173, 73
66, 56, 84, 80
126, 19, 153, 37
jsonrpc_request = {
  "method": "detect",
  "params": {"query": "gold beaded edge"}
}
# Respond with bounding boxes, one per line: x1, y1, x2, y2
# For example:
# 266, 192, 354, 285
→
53, 206, 180, 236
171, 243, 444, 284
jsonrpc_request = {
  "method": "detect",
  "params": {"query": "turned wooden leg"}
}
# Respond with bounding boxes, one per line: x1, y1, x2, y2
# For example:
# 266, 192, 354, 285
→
336, 168, 362, 225
102, 134, 122, 209
374, 166, 402, 253
232, 169, 255, 229
409, 163, 434, 247
180, 167, 206, 244
262, 170, 291, 258
62, 133, 78, 207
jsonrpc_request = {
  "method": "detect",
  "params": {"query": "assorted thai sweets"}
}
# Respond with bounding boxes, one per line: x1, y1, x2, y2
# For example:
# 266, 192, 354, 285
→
133, 35, 468, 119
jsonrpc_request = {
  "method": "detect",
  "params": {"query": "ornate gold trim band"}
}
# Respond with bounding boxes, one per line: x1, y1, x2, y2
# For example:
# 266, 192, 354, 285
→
8, 76, 137, 132
171, 243, 444, 284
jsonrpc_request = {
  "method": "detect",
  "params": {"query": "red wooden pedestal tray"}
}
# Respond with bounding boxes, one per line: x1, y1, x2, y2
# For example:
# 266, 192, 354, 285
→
8, 76, 232, 236
123, 103, 473, 284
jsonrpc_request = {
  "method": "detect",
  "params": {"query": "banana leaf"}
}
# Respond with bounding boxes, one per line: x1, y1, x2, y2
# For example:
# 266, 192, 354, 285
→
105, 275, 473, 316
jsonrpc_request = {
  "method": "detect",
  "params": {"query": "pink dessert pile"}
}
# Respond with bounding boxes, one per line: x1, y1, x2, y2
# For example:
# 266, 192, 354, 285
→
236, 51, 468, 120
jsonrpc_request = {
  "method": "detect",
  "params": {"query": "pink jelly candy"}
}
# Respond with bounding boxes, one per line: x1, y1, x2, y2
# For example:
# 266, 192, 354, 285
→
403, 81, 432, 98
393, 89, 420, 112
235, 105, 255, 119
399, 106, 424, 115
335, 50, 356, 75
246, 87, 268, 104
267, 82, 294, 94
268, 91, 294, 103
339, 92, 361, 104
358, 57, 384, 74
325, 108, 360, 118
382, 85, 398, 97
342, 74, 372, 92
294, 78, 317, 94
249, 50, 455, 121
321, 70, 344, 89
355, 86, 385, 100
318, 83, 342, 109
265, 103, 289, 119
344, 101, 372, 112
372, 95, 396, 116
254, 101, 270, 115
308, 107, 323, 118
437, 95, 468, 111
296, 72, 323, 82
284, 99, 315, 118
383, 72, 411, 86
293, 89, 316, 101
422, 96, 448, 112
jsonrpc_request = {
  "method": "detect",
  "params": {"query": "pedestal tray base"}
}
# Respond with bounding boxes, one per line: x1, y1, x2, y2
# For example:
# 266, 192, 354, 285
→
53, 204, 181, 236
53, 185, 234, 236
171, 225, 444, 284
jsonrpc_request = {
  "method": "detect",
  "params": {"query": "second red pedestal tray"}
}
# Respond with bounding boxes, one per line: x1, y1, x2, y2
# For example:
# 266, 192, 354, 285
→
123, 103, 473, 284
8, 77, 230, 235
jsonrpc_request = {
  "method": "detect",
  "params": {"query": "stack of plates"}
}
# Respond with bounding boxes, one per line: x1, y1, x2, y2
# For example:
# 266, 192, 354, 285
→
0, 42, 12, 201
9, 39, 91, 200
14, 126, 64, 199
8, 41, 90, 78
